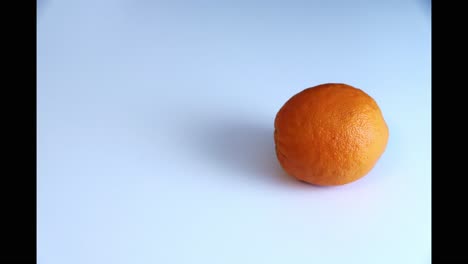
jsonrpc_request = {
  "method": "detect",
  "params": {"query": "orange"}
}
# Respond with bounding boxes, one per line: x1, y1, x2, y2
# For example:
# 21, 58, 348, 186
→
274, 83, 389, 186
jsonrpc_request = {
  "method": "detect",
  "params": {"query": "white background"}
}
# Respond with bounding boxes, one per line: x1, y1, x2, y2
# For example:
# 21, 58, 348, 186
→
38, 0, 431, 263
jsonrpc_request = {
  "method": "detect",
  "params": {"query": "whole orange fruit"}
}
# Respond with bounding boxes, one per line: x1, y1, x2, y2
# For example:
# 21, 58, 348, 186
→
274, 83, 389, 186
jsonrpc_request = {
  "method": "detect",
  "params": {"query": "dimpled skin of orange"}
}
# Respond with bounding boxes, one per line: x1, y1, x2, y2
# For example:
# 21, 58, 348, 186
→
274, 83, 389, 186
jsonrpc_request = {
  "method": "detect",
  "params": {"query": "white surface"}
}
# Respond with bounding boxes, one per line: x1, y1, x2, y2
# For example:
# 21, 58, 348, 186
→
38, 0, 431, 263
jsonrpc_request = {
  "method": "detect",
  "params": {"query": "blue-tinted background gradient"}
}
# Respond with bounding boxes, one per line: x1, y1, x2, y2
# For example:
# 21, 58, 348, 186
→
38, 1, 431, 263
